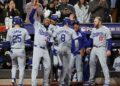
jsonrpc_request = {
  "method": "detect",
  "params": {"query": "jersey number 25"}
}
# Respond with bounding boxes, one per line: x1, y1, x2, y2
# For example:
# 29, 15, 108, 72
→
12, 34, 22, 44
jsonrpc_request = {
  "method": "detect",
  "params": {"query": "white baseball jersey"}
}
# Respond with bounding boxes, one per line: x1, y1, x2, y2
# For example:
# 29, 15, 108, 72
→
47, 24, 59, 43
90, 25, 112, 47
6, 27, 30, 49
33, 21, 51, 47
53, 26, 75, 47
113, 56, 120, 71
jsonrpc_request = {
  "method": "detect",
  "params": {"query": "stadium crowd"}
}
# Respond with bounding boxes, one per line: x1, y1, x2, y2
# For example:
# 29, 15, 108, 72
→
0, 0, 119, 86
0, 0, 120, 25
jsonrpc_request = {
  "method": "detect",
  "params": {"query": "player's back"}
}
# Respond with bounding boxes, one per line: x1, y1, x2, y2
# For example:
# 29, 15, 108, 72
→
6, 27, 30, 49
53, 26, 75, 47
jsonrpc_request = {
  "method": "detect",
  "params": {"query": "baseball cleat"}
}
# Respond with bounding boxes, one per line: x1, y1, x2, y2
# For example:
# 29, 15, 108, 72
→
11, 78, 16, 86
18, 84, 23, 86
103, 83, 110, 86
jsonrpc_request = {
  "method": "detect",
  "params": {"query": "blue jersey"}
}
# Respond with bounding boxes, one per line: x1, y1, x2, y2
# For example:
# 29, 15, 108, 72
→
71, 29, 88, 55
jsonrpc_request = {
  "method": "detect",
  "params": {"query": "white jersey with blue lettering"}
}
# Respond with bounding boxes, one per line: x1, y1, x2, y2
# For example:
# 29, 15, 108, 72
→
113, 56, 120, 72
6, 27, 30, 49
53, 26, 75, 47
90, 25, 112, 47
33, 21, 51, 47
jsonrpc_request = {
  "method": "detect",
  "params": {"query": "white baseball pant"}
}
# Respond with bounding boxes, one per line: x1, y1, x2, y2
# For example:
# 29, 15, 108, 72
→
31, 46, 51, 86
89, 47, 110, 84
57, 46, 71, 86
10, 48, 26, 85
69, 54, 83, 83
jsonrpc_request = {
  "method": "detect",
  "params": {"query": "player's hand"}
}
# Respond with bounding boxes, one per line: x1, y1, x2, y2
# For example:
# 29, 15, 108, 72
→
69, 14, 75, 21
106, 50, 111, 57
86, 48, 91, 54
33, 0, 39, 9
99, 0, 105, 6
80, 49, 85, 57
5, 51, 11, 56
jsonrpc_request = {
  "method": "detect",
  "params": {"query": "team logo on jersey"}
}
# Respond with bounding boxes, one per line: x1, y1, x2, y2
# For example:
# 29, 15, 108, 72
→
93, 32, 104, 37
39, 29, 49, 36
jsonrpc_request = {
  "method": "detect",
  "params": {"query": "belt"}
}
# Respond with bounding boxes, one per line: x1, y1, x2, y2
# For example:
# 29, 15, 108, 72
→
11, 47, 24, 49
93, 45, 105, 48
34, 45, 46, 49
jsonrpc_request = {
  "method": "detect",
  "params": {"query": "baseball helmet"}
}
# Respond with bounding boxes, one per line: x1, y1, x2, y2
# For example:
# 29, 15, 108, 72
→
73, 20, 80, 25
13, 16, 23, 25
63, 17, 71, 26
50, 14, 59, 22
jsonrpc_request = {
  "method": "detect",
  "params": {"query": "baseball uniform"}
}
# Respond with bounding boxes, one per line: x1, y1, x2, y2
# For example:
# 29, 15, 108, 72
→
89, 25, 112, 85
53, 25, 75, 86
6, 27, 30, 85
29, 8, 51, 86
69, 29, 88, 83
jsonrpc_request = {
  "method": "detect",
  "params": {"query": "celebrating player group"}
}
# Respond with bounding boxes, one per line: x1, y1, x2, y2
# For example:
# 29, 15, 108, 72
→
5, 0, 112, 86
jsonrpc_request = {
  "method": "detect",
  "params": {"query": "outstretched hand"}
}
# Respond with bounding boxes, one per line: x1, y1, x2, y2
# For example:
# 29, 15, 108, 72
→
33, 0, 39, 9
106, 50, 111, 57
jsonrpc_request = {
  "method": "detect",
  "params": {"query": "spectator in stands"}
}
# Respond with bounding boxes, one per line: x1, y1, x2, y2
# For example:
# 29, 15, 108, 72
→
69, 0, 78, 5
74, 0, 90, 23
4, 0, 9, 9
88, 0, 110, 22
116, 0, 120, 22
0, 2, 7, 25
110, 0, 117, 22
57, 0, 75, 22
6, 0, 20, 17
43, 0, 59, 18
25, 0, 43, 24
53, 0, 59, 7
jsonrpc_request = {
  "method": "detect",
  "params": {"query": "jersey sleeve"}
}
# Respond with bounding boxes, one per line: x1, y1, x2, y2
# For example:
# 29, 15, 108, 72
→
71, 29, 76, 38
106, 28, 112, 39
6, 30, 10, 41
53, 28, 58, 38
90, 28, 94, 39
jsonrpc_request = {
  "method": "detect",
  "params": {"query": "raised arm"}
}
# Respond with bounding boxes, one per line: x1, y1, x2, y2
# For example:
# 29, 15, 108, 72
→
29, 0, 39, 24
29, 8, 36, 24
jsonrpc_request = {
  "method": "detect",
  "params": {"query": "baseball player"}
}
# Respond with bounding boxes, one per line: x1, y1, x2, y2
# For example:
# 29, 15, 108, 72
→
53, 17, 75, 86
69, 20, 88, 84
48, 14, 62, 81
113, 49, 120, 72
29, 2, 52, 86
87, 17, 112, 86
6, 16, 31, 86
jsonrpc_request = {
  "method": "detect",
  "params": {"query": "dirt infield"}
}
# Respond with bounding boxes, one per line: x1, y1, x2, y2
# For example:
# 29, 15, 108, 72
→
0, 78, 119, 86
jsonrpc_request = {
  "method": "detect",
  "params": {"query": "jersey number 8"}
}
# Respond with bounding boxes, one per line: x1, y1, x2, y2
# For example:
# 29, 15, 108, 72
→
61, 34, 65, 42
